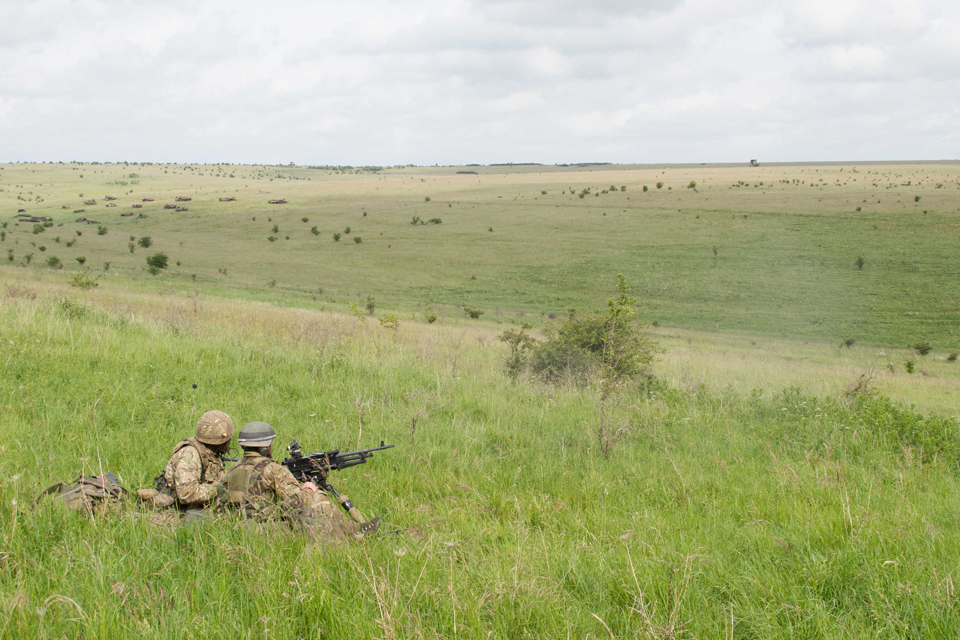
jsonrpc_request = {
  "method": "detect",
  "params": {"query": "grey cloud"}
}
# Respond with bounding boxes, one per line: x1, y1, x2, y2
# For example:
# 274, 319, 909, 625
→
0, 0, 957, 164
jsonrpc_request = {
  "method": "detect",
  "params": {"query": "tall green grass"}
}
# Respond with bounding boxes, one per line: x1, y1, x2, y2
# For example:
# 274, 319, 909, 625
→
1, 287, 959, 638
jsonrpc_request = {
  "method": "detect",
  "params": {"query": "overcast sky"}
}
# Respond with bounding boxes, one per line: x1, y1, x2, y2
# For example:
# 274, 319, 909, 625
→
1, 0, 957, 165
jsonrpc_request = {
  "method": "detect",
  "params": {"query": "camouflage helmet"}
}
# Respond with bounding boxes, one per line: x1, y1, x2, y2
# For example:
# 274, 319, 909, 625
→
195, 410, 234, 445
238, 421, 277, 448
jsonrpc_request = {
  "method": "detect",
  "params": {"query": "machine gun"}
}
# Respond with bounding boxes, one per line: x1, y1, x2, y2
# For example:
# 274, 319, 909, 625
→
281, 439, 394, 530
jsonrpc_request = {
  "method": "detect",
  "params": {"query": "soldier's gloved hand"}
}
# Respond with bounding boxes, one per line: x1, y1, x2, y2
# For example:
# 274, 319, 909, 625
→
302, 482, 319, 493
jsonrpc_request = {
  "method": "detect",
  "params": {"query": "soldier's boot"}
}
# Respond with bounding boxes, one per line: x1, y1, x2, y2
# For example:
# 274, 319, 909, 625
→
360, 517, 381, 535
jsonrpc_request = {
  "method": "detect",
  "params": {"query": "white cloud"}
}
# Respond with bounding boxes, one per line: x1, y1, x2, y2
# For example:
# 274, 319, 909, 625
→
0, 0, 956, 164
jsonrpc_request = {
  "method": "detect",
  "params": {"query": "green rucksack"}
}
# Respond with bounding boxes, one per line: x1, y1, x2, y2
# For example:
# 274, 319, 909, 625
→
35, 473, 127, 513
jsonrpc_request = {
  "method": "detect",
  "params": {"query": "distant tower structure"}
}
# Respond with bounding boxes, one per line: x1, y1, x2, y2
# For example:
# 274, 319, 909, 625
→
749, 159, 759, 167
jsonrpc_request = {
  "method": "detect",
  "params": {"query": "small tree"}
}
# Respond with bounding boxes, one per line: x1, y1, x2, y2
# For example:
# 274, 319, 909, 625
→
272, 224, 279, 233
464, 305, 484, 319
76, 256, 86, 266
138, 236, 152, 248
33, 224, 45, 234
353, 236, 362, 244
333, 233, 341, 242
688, 181, 697, 189
855, 256, 865, 271
128, 242, 136, 254
913, 342, 932, 356
46, 256, 62, 269
365, 296, 376, 315
656, 182, 663, 189
97, 226, 107, 235
499, 324, 535, 380
914, 195, 921, 202
146, 252, 169, 270
642, 185, 649, 192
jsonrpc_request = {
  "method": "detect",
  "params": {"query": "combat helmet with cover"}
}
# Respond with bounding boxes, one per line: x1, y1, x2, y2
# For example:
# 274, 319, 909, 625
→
238, 421, 277, 448
195, 410, 234, 445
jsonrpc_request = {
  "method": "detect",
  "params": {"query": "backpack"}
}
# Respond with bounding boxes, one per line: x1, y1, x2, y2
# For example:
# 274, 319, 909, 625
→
35, 473, 127, 513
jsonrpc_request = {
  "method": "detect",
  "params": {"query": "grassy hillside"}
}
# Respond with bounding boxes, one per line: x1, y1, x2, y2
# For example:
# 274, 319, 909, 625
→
2, 161, 959, 348
1, 283, 959, 638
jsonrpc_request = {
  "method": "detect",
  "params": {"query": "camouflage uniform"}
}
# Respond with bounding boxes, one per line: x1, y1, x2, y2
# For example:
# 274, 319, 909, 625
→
158, 437, 226, 507
218, 451, 357, 543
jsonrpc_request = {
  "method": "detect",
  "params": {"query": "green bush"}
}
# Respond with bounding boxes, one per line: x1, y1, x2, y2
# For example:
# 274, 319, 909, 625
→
69, 271, 99, 289
947, 353, 958, 362
656, 182, 663, 189
76, 256, 86, 266
268, 236, 277, 242
905, 359, 916, 374
311, 226, 319, 235
97, 226, 107, 235
46, 256, 62, 269
138, 236, 152, 248
128, 242, 135, 254
855, 256, 865, 271
913, 342, 932, 356
272, 224, 279, 233
301, 217, 309, 223
344, 227, 351, 235
642, 185, 648, 192
353, 236, 362, 244
33, 224, 45, 234
365, 296, 376, 315
145, 252, 169, 270
464, 305, 484, 319
499, 324, 535, 380
688, 181, 696, 189
528, 275, 659, 386
333, 233, 341, 242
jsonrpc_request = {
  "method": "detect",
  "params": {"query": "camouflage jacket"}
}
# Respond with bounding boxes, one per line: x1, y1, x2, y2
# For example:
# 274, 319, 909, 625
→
159, 438, 225, 507
217, 452, 310, 519
217, 452, 355, 541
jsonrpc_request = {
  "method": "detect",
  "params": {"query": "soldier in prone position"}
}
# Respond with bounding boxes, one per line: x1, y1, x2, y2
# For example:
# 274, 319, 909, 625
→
218, 422, 360, 543
141, 410, 235, 509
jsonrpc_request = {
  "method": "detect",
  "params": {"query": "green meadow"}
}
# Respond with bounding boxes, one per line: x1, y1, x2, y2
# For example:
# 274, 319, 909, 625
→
1, 161, 959, 638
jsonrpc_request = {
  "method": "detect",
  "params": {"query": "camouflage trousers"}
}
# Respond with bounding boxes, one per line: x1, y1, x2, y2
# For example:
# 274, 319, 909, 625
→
298, 490, 360, 544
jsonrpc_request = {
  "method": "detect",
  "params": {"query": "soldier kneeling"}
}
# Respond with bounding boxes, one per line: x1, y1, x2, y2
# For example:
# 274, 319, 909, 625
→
218, 422, 363, 544
139, 410, 235, 511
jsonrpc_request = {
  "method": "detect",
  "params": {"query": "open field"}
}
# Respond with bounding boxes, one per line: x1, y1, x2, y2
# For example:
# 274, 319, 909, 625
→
2, 161, 959, 348
1, 161, 959, 638
2, 282, 960, 638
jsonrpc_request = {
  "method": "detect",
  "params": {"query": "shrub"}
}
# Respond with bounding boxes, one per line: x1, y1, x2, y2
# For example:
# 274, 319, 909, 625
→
46, 256, 62, 269
24, 253, 33, 264
0, 231, 4, 242
424, 196, 431, 202
268, 236, 277, 242
378, 315, 400, 330
499, 324, 535, 380
428, 218, 442, 224
268, 279, 277, 287
365, 296, 376, 315
915, 195, 921, 202
528, 275, 659, 386
353, 236, 362, 244
541, 190, 547, 195
311, 226, 320, 235
76, 256, 86, 266
76, 230, 83, 236
103, 262, 111, 271
688, 181, 696, 189
333, 233, 341, 242
642, 185, 648, 192
411, 216, 422, 225
145, 252, 168, 269
464, 305, 484, 319
130, 235, 135, 241
620, 186, 626, 192
947, 353, 958, 362
128, 242, 135, 254
656, 182, 663, 189
33, 224, 45, 234
913, 342, 932, 356
65, 239, 75, 247
301, 217, 309, 223
69, 271, 99, 289
855, 256, 865, 270
138, 236, 152, 248
147, 265, 161, 276
904, 359, 915, 374
97, 226, 107, 235
344, 227, 351, 234
841, 338, 855, 348
272, 224, 279, 233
